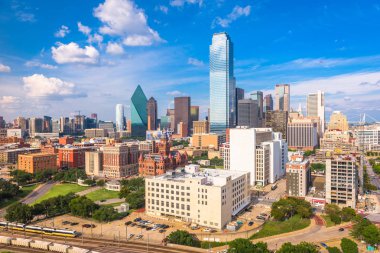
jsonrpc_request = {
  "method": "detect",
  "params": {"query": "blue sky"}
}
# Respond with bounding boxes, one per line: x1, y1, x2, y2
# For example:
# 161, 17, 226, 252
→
1, 0, 380, 123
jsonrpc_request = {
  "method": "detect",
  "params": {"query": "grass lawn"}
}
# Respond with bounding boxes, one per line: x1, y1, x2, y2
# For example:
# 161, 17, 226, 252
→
321, 215, 337, 227
86, 188, 120, 202
250, 215, 311, 239
33, 183, 88, 204
0, 184, 38, 209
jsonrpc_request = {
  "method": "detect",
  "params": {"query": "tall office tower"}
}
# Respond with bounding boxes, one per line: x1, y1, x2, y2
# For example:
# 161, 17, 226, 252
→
229, 128, 287, 185
287, 118, 318, 151
90, 113, 98, 128
275, 84, 290, 112
166, 109, 175, 130
115, 104, 125, 131
326, 155, 358, 208
235, 87, 245, 123
174, 97, 191, 134
307, 90, 325, 133
147, 97, 158, 131
52, 119, 60, 133
210, 32, 236, 134
265, 111, 288, 140
29, 118, 43, 135
90, 113, 98, 121
250, 91, 264, 120
0, 116, 4, 128
43, 116, 52, 133
286, 152, 311, 197
15, 117, 27, 131
328, 111, 349, 132
264, 94, 273, 113
160, 116, 171, 130
74, 115, 86, 133
237, 99, 259, 128
131, 85, 148, 137
190, 106, 199, 125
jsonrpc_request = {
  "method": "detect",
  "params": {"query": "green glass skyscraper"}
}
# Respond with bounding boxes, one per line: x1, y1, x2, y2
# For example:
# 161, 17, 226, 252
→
131, 85, 148, 137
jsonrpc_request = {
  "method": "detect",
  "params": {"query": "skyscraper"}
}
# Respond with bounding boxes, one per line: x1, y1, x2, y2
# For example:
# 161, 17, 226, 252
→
29, 118, 43, 135
264, 94, 273, 112
131, 85, 148, 136
250, 91, 264, 119
43, 116, 52, 133
147, 97, 157, 131
210, 32, 236, 134
115, 104, 125, 132
237, 99, 259, 128
275, 84, 290, 112
190, 106, 199, 122
235, 87, 245, 124
307, 90, 325, 133
174, 97, 191, 134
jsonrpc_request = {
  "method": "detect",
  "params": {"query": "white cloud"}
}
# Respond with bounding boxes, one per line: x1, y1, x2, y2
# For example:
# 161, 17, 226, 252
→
51, 42, 99, 64
78, 22, 92, 35
0, 64, 11, 72
166, 90, 185, 96
106, 42, 124, 55
23, 74, 85, 99
156, 5, 169, 14
213, 5, 251, 28
170, 0, 203, 7
25, 61, 57, 69
187, 57, 205, 67
94, 0, 164, 46
87, 33, 103, 44
0, 96, 20, 105
54, 25, 70, 38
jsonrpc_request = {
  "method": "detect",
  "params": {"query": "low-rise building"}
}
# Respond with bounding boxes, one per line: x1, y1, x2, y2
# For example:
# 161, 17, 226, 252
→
145, 165, 250, 229
0, 148, 40, 164
193, 121, 209, 134
191, 133, 224, 150
57, 146, 94, 169
286, 152, 311, 197
18, 153, 57, 174
105, 180, 121, 191
85, 128, 107, 138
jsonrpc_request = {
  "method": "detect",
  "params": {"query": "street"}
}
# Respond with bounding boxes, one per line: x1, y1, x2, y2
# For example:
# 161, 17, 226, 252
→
21, 181, 57, 205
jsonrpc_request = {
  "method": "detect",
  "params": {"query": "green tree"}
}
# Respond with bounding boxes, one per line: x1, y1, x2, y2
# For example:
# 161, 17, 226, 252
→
10, 170, 33, 185
325, 204, 341, 216
34, 169, 56, 182
361, 224, 380, 246
277, 242, 318, 253
228, 239, 270, 253
69, 196, 98, 218
340, 238, 358, 253
341, 207, 356, 222
5, 203, 33, 224
119, 186, 131, 199
271, 197, 312, 221
93, 206, 120, 222
327, 247, 342, 253
96, 180, 105, 186
166, 230, 200, 247
330, 213, 342, 224
124, 190, 145, 209
0, 179, 20, 200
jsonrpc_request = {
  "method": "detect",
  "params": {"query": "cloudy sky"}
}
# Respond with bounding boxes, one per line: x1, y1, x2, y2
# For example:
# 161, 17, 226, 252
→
1, 0, 380, 123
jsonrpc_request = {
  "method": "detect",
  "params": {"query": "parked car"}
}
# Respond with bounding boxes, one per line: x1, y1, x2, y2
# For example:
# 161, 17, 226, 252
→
134, 217, 142, 222
203, 228, 211, 232
248, 221, 254, 226
159, 229, 166, 233
125, 221, 132, 226
339, 228, 344, 232
62, 221, 71, 225
70, 222, 79, 226
128, 233, 134, 239
136, 234, 143, 239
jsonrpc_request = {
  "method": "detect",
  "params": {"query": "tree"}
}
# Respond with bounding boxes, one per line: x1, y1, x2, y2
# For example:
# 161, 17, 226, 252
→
340, 238, 358, 253
228, 239, 270, 253
361, 224, 380, 246
96, 180, 105, 186
330, 213, 342, 224
119, 186, 131, 199
167, 230, 200, 247
69, 196, 98, 218
5, 203, 33, 224
32, 193, 76, 217
271, 197, 312, 221
325, 204, 341, 216
34, 169, 56, 182
277, 242, 318, 253
10, 170, 33, 185
327, 247, 342, 253
124, 190, 145, 209
0, 179, 20, 200
93, 206, 120, 222
341, 207, 356, 222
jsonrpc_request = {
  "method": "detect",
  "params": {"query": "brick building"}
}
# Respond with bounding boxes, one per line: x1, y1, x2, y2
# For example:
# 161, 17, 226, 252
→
18, 153, 57, 174
57, 146, 94, 169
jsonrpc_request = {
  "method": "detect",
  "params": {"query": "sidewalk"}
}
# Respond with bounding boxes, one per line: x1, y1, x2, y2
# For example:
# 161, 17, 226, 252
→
76, 186, 102, 196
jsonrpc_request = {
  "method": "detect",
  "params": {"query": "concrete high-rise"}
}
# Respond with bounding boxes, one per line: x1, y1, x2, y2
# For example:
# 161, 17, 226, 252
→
286, 153, 311, 197
265, 111, 288, 140
237, 99, 259, 128
275, 84, 290, 112
287, 117, 318, 151
147, 97, 157, 131
29, 118, 43, 135
307, 90, 325, 133
235, 87, 245, 123
264, 94, 273, 113
115, 104, 125, 132
250, 91, 263, 120
131, 85, 148, 136
210, 32, 236, 134
174, 97, 190, 134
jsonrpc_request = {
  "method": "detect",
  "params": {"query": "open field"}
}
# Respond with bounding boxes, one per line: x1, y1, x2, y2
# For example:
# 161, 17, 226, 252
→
85, 188, 120, 202
32, 183, 88, 204
250, 215, 311, 239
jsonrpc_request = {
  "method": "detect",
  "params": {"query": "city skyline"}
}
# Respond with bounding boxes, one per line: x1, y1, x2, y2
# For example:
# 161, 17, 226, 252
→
1, 1, 380, 122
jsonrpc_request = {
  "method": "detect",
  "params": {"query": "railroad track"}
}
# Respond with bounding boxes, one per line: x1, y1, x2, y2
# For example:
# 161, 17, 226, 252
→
0, 230, 201, 253
0, 244, 45, 253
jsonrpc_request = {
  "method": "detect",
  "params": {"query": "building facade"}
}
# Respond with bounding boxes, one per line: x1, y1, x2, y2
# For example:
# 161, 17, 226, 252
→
274, 84, 290, 112
265, 111, 288, 140
237, 99, 259, 128
192, 121, 210, 134
145, 165, 250, 229
307, 90, 325, 133
250, 91, 263, 120
328, 111, 349, 132
210, 32, 236, 134
102, 143, 139, 178
115, 104, 125, 132
191, 133, 224, 150
286, 153, 311, 197
147, 97, 158, 131
264, 94, 273, 113
287, 118, 318, 151
131, 85, 148, 137
85, 150, 103, 177
174, 97, 191, 134
18, 153, 57, 174
57, 146, 94, 169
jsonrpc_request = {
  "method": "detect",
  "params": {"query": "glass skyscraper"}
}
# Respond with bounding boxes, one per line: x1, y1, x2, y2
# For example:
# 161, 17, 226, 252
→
115, 104, 125, 132
131, 85, 148, 136
209, 32, 236, 134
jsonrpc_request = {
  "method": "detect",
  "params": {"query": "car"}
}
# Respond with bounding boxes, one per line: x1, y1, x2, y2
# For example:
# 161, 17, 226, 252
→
260, 213, 268, 217
130, 223, 136, 227
163, 225, 169, 229
128, 233, 134, 239
62, 221, 71, 225
125, 221, 132, 226
320, 243, 328, 248
203, 228, 211, 232
146, 227, 152, 231
70, 222, 79, 226
159, 229, 166, 233
248, 221, 254, 226
134, 217, 142, 222
339, 228, 344, 232
136, 234, 143, 239
256, 216, 265, 220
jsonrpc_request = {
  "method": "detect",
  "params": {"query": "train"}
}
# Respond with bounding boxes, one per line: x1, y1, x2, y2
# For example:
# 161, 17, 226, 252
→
0, 222, 79, 237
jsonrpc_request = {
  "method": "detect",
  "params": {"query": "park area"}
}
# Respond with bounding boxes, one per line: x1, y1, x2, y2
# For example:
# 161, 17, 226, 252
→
0, 184, 38, 209
32, 183, 88, 204
85, 188, 120, 202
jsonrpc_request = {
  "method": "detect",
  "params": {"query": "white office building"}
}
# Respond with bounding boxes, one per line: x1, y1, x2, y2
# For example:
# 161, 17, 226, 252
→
145, 165, 250, 229
228, 127, 287, 186
115, 104, 125, 132
307, 90, 325, 133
